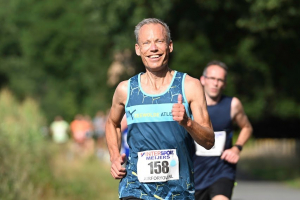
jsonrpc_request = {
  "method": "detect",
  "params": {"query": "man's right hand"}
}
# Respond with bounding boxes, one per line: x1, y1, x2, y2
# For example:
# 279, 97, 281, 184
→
110, 153, 127, 179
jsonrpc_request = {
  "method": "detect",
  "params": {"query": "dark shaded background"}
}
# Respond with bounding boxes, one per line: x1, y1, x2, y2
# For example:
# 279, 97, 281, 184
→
1, 0, 299, 138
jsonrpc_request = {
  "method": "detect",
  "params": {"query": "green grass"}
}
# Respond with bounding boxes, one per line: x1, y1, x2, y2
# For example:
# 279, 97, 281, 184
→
47, 145, 119, 200
0, 89, 49, 200
0, 89, 119, 199
286, 178, 300, 188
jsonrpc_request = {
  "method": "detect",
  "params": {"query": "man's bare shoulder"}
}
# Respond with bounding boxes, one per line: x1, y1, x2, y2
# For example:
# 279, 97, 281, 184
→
184, 74, 202, 88
231, 97, 243, 109
184, 74, 204, 103
231, 97, 245, 119
114, 80, 129, 105
116, 80, 129, 92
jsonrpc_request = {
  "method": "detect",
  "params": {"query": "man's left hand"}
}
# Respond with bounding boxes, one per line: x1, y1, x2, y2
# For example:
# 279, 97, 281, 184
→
220, 148, 240, 164
172, 94, 189, 126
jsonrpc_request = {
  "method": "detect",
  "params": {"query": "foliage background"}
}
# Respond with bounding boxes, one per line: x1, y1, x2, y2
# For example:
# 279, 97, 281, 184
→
1, 1, 300, 199
1, 1, 300, 133
0, 90, 119, 199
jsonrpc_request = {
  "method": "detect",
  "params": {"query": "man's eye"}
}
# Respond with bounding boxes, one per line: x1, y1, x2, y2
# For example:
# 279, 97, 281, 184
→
143, 42, 150, 45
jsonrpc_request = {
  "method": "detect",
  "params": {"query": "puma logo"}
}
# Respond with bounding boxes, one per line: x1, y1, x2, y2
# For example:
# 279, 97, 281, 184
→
127, 109, 136, 120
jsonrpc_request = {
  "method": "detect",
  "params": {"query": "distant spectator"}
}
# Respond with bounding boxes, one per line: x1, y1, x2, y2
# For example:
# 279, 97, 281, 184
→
49, 116, 69, 144
84, 114, 94, 139
93, 111, 107, 158
84, 114, 95, 156
70, 114, 89, 144
70, 114, 95, 157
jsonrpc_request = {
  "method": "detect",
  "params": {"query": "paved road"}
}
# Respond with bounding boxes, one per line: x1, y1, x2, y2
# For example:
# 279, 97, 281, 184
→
232, 170, 300, 200
232, 180, 300, 200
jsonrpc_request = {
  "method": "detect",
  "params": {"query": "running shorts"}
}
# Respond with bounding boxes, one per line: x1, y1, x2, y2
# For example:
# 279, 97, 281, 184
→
121, 197, 142, 200
195, 177, 235, 200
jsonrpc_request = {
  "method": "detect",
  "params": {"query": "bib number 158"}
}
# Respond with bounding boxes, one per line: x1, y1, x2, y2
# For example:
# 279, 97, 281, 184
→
148, 161, 169, 174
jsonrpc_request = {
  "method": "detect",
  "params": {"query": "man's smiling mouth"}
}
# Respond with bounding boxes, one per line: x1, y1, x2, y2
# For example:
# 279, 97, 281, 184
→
148, 55, 161, 59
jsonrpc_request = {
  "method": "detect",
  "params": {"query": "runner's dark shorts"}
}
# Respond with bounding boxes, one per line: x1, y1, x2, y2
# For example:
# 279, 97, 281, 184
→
195, 177, 235, 200
121, 197, 142, 200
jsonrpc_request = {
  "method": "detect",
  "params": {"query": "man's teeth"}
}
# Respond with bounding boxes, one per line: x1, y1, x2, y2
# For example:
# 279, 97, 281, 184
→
150, 55, 159, 58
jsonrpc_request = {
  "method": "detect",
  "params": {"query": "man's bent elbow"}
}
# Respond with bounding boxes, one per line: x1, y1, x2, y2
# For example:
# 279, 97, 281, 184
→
195, 135, 215, 150
204, 137, 215, 150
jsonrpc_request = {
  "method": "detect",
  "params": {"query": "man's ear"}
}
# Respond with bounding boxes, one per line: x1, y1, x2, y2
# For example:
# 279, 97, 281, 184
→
200, 76, 205, 86
135, 43, 141, 56
169, 40, 173, 53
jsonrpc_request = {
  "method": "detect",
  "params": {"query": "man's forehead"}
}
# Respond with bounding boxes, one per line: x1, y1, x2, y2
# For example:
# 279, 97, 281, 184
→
139, 24, 166, 37
206, 65, 226, 75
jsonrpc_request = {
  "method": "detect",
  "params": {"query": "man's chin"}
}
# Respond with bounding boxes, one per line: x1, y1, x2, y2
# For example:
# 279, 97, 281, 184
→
145, 63, 168, 71
209, 93, 221, 100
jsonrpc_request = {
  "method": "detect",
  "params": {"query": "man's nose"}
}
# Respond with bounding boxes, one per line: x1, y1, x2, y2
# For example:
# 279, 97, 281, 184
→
150, 42, 158, 51
212, 79, 219, 85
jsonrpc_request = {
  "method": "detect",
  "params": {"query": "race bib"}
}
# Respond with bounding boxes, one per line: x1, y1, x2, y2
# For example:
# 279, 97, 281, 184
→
137, 149, 179, 183
195, 131, 226, 156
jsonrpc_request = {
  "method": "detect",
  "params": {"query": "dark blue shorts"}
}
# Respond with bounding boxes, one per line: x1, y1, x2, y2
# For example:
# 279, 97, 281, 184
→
195, 177, 235, 200
121, 197, 142, 200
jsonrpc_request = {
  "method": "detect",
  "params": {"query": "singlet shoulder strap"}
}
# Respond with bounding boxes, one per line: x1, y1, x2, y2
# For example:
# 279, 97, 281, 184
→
125, 73, 140, 108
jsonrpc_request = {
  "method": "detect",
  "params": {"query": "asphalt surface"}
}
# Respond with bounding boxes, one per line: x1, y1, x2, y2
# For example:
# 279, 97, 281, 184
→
232, 170, 300, 200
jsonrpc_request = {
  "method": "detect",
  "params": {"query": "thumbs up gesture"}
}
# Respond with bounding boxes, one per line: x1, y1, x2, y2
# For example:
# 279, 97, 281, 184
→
172, 94, 188, 126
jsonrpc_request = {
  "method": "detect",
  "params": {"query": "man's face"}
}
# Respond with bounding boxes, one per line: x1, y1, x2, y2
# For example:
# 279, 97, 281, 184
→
135, 24, 173, 71
200, 65, 226, 100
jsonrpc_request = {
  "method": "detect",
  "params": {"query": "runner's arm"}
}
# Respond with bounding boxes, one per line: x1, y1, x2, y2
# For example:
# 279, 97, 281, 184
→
231, 97, 253, 149
105, 81, 128, 179
172, 75, 214, 149
220, 97, 253, 163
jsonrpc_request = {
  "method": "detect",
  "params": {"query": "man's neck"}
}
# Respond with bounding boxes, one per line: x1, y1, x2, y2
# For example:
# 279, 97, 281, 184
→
205, 94, 222, 106
141, 67, 174, 94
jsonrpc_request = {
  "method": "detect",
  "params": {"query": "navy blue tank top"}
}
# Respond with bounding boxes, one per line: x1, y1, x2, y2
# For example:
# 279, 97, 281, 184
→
119, 71, 196, 199
193, 95, 236, 190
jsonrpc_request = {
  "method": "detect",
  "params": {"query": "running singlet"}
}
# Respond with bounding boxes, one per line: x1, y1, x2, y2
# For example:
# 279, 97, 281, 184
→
119, 71, 195, 200
193, 95, 235, 190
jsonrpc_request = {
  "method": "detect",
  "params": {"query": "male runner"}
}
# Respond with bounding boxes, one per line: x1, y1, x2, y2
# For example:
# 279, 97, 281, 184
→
105, 18, 214, 200
194, 61, 253, 200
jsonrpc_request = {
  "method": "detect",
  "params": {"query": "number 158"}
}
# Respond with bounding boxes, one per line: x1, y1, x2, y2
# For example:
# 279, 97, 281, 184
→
148, 161, 169, 174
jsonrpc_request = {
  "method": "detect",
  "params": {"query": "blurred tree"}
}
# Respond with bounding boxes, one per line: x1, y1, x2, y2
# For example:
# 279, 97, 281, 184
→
168, 0, 300, 137
0, 0, 110, 121
0, 0, 300, 138
0, 0, 173, 122
235, 0, 300, 120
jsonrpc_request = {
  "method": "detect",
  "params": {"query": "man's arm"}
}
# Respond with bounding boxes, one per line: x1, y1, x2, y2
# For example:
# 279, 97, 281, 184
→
105, 80, 128, 179
172, 75, 214, 150
221, 97, 253, 164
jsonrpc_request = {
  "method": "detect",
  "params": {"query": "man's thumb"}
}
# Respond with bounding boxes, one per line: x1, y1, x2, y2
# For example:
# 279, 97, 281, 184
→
177, 94, 182, 104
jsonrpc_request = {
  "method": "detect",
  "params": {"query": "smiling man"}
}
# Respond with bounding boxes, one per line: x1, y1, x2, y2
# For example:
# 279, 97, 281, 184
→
105, 18, 214, 200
